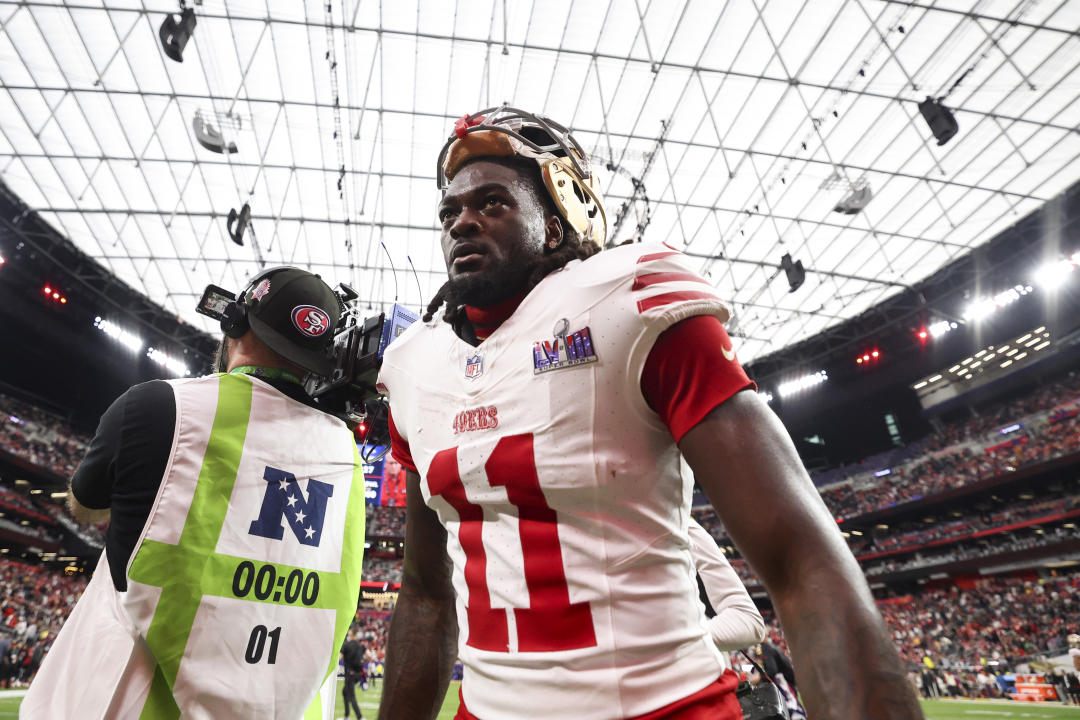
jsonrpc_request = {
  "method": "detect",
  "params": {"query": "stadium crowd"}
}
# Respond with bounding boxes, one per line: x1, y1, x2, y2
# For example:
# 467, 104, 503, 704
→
847, 488, 1080, 557
4, 551, 1077, 691
0, 393, 89, 480
1, 367, 1078, 694
0, 558, 87, 687
362, 555, 404, 583
366, 505, 406, 538
821, 407, 1079, 521
882, 570, 1080, 686
694, 371, 1080, 549
862, 524, 1080, 576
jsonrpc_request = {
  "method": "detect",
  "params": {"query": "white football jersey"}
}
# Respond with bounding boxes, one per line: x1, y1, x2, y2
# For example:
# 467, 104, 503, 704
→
378, 242, 735, 720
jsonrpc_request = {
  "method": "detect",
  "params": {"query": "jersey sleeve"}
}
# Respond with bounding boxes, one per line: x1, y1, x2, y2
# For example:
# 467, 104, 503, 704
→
641, 315, 756, 443
377, 344, 419, 474
688, 519, 766, 651
386, 410, 417, 473
631, 246, 730, 332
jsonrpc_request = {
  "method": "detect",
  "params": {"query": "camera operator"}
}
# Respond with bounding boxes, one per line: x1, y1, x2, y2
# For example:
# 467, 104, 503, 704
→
23, 267, 367, 720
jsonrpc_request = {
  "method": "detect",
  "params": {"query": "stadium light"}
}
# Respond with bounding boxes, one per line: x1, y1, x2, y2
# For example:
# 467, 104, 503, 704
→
758, 390, 774, 404
146, 347, 191, 376
961, 284, 1032, 322
778, 370, 828, 398
928, 320, 957, 338
94, 316, 144, 353
1034, 252, 1079, 290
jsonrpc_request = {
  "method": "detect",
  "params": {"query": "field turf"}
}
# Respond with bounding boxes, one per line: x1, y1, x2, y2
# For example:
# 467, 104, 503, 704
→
1, 688, 1078, 719
921, 699, 1080, 720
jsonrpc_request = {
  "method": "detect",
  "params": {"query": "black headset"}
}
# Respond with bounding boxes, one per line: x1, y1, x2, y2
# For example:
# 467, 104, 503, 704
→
220, 300, 250, 339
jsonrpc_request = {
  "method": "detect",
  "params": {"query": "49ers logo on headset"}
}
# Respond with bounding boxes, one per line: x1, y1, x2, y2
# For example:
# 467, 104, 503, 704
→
291, 305, 331, 337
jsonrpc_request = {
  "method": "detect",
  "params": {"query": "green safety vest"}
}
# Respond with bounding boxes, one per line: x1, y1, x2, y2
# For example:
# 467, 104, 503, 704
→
23, 372, 365, 720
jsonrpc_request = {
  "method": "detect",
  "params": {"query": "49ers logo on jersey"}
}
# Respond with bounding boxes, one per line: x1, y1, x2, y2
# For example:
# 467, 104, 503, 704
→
291, 305, 331, 337
452, 406, 498, 434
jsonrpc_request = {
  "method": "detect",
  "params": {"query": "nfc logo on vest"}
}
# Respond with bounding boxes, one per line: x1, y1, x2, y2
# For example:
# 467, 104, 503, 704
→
248, 466, 333, 547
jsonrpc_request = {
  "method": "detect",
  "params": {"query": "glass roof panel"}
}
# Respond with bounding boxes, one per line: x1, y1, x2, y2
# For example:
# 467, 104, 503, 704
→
2, 0, 1078, 353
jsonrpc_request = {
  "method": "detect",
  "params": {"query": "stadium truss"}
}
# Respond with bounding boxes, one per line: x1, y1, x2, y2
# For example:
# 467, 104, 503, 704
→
0, 0, 1078, 364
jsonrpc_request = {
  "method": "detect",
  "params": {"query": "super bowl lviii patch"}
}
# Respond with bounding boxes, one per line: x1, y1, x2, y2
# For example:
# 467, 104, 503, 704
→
533, 318, 598, 374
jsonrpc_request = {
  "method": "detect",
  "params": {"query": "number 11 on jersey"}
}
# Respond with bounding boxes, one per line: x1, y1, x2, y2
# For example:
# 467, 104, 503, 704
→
427, 434, 597, 653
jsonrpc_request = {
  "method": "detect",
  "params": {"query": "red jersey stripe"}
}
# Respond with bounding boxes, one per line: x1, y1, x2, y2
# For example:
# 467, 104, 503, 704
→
636, 289, 719, 314
387, 410, 418, 473
455, 671, 741, 720
636, 250, 680, 264
632, 271, 711, 291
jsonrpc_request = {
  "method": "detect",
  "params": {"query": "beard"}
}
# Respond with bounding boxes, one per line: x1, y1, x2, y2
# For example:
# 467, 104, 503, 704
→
448, 258, 534, 308
212, 337, 229, 373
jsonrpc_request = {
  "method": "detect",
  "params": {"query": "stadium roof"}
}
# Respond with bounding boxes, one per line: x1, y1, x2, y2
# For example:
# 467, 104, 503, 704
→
1, 0, 1078, 363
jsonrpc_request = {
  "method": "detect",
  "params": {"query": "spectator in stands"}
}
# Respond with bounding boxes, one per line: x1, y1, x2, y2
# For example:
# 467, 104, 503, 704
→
380, 456, 407, 507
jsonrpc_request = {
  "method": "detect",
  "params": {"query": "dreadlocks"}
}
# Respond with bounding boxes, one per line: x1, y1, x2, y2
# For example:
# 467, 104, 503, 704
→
423, 156, 601, 326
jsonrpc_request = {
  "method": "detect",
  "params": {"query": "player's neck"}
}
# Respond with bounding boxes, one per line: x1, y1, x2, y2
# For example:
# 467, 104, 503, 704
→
465, 290, 528, 341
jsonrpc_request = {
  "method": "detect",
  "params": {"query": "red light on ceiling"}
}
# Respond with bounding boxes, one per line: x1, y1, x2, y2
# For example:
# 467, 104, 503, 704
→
43, 285, 67, 304
918, 329, 928, 340
857, 350, 882, 366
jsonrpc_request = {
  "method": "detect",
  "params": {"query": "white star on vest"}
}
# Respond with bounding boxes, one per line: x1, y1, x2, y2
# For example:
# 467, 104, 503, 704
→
286, 495, 298, 508
304, 527, 316, 539
294, 509, 307, 524
278, 478, 290, 491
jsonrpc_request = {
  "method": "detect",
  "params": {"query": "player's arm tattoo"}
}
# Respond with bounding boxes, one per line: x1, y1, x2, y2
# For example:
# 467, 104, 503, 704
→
681, 391, 925, 720
377, 470, 458, 720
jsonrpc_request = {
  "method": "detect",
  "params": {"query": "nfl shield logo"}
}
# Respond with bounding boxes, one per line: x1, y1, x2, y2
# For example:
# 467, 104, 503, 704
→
465, 354, 483, 380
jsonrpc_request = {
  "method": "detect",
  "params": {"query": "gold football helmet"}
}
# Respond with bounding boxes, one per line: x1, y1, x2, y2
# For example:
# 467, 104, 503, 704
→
436, 106, 608, 250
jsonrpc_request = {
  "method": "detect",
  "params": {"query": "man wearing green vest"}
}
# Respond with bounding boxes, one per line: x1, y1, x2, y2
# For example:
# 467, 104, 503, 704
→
23, 268, 366, 720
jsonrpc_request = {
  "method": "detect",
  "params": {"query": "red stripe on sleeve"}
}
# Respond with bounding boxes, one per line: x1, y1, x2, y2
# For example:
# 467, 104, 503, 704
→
636, 250, 681, 264
641, 315, 756, 443
636, 290, 719, 314
632, 271, 711, 291
387, 410, 418, 473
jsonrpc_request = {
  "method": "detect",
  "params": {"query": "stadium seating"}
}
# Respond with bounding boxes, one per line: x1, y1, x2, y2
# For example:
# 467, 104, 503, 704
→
0, 558, 86, 687
1, 371, 1078, 687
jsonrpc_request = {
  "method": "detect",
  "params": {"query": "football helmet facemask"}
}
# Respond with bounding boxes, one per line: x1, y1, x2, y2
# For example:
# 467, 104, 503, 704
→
436, 106, 608, 249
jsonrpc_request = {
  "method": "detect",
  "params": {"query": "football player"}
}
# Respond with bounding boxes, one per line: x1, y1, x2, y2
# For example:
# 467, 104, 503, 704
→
375, 107, 923, 720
